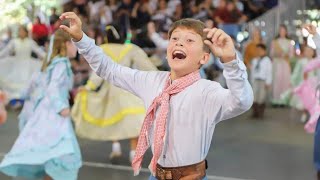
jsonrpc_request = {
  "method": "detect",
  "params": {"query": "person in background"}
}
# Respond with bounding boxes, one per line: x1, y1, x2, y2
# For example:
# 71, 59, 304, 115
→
0, 26, 46, 109
243, 27, 263, 68
270, 24, 294, 106
0, 29, 82, 180
300, 24, 320, 180
32, 16, 49, 46
71, 24, 157, 163
250, 44, 272, 118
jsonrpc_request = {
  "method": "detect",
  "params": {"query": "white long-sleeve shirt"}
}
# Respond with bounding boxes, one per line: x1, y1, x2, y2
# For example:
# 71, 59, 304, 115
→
74, 33, 253, 168
251, 56, 273, 85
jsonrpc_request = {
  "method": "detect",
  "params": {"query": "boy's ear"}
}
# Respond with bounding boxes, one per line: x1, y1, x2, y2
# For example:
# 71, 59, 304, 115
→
200, 52, 210, 65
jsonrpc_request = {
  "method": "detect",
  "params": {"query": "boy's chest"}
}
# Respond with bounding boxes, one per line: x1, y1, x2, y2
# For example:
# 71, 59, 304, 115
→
151, 89, 204, 126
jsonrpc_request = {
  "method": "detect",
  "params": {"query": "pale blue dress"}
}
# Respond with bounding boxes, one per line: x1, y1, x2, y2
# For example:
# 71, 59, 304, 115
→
0, 57, 82, 180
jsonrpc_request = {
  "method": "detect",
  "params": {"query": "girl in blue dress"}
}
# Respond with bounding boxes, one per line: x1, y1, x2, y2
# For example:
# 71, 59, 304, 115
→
0, 29, 82, 180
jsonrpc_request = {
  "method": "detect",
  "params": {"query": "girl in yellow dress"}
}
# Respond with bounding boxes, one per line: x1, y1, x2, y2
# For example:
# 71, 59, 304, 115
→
71, 25, 157, 162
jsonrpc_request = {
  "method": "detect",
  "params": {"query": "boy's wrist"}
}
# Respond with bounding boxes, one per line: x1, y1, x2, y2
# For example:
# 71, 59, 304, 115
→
73, 31, 84, 42
221, 52, 236, 63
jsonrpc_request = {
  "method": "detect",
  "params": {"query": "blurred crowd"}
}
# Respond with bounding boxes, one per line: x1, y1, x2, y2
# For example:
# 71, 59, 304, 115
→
2, 0, 320, 122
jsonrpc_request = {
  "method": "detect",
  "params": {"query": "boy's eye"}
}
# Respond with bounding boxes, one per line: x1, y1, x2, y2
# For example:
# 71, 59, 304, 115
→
187, 39, 194, 42
171, 37, 178, 41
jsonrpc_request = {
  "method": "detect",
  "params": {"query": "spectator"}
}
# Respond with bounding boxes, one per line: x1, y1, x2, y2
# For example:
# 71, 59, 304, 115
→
244, 27, 264, 68
213, 0, 247, 38
270, 24, 294, 106
131, 0, 153, 29
32, 17, 49, 46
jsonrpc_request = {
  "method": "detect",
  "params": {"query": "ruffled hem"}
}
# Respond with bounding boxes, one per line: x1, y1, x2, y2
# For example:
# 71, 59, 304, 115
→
0, 136, 81, 179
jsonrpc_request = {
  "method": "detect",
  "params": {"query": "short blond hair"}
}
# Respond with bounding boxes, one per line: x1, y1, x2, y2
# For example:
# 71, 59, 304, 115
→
168, 18, 209, 53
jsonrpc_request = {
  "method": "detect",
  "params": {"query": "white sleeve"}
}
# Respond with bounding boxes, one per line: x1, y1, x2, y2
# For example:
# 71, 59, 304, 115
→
73, 33, 164, 101
204, 54, 254, 123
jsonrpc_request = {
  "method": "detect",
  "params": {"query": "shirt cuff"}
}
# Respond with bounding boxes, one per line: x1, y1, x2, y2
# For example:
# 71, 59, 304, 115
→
72, 32, 94, 50
223, 53, 247, 71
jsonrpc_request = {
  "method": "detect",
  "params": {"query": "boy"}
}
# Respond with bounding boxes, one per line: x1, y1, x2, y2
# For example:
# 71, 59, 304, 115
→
60, 12, 253, 179
250, 44, 272, 119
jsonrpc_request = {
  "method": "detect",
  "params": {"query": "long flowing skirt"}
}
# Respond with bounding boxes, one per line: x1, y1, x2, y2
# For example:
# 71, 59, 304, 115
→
0, 98, 82, 179
0, 57, 42, 100
272, 58, 291, 105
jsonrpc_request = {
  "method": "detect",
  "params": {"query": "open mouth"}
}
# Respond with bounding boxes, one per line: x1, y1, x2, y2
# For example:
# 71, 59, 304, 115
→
172, 50, 187, 60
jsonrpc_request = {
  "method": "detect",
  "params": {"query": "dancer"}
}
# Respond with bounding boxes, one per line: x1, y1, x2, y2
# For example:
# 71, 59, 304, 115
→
0, 26, 46, 108
0, 29, 82, 180
301, 24, 320, 180
60, 12, 253, 179
72, 25, 157, 163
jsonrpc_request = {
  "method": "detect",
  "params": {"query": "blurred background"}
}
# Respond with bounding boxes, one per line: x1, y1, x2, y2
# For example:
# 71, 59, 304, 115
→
0, 0, 320, 179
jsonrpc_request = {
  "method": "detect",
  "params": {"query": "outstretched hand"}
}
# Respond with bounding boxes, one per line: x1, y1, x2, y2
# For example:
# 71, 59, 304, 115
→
303, 24, 318, 35
203, 28, 236, 63
59, 12, 83, 42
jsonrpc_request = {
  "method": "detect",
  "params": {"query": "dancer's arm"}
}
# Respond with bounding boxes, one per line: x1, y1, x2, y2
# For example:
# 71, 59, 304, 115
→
59, 12, 160, 100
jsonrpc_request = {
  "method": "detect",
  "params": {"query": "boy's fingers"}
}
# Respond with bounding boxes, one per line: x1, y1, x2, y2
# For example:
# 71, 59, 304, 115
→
205, 28, 218, 39
60, 25, 72, 34
204, 39, 213, 46
204, 40, 214, 52
211, 29, 223, 43
217, 34, 229, 44
60, 12, 77, 19
60, 12, 81, 24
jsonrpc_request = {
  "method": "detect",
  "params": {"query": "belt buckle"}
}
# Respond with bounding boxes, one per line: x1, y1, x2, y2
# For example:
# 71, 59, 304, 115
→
157, 167, 173, 180
157, 167, 166, 180
165, 170, 173, 180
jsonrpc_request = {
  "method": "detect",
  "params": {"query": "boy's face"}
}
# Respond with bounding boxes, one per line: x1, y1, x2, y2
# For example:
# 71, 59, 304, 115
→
257, 47, 266, 57
167, 27, 209, 77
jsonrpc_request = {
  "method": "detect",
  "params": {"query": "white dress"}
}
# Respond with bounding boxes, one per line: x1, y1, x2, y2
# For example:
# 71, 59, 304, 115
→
0, 38, 45, 101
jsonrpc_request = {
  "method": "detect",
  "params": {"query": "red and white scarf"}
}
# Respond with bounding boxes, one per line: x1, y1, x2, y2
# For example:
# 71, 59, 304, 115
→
131, 70, 201, 175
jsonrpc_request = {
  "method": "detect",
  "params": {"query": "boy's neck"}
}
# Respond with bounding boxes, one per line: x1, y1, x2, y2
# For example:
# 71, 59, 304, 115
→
170, 69, 199, 80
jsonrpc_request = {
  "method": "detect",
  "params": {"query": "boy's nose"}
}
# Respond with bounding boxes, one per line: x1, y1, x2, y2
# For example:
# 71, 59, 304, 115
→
175, 41, 183, 46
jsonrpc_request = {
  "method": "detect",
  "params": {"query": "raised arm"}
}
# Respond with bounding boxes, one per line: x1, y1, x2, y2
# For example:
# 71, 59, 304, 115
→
203, 27, 253, 123
59, 12, 160, 100
147, 22, 169, 51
